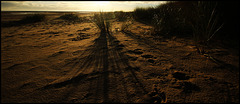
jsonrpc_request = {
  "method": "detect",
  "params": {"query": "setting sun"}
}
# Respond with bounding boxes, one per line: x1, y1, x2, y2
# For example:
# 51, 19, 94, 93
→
92, 1, 111, 11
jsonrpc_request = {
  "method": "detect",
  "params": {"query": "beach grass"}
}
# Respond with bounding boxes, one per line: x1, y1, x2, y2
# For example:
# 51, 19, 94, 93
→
92, 12, 112, 34
132, 1, 226, 54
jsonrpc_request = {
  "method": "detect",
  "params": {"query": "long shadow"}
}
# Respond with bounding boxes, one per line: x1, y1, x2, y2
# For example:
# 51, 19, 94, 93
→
107, 32, 148, 95
122, 30, 159, 50
211, 56, 239, 72
40, 27, 149, 103
95, 31, 109, 102
40, 29, 110, 102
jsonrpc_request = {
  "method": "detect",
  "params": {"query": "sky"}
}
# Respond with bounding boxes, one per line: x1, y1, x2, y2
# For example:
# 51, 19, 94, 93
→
1, 1, 167, 12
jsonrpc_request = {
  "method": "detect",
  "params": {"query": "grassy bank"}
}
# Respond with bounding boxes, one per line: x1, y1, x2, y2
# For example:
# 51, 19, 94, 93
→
132, 1, 239, 53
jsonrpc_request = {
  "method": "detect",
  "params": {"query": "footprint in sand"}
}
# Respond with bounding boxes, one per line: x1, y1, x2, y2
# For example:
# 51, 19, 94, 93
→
116, 44, 124, 50
172, 71, 190, 80
141, 54, 153, 58
137, 84, 167, 103
3, 35, 15, 39
127, 55, 138, 61
148, 73, 164, 78
170, 71, 201, 93
148, 59, 155, 63
31, 34, 36, 36
68, 34, 74, 36
128, 49, 143, 55
113, 40, 120, 44
172, 81, 201, 93
78, 33, 85, 35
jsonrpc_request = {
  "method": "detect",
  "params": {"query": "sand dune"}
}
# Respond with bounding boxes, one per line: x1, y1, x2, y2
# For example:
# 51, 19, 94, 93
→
1, 12, 239, 103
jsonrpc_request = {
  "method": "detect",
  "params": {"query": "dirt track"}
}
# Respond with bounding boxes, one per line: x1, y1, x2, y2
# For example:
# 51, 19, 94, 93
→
1, 17, 239, 103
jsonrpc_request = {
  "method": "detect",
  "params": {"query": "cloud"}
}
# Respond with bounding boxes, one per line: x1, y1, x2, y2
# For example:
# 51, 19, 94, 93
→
110, 1, 166, 5
1, 1, 24, 11
1, 1, 167, 11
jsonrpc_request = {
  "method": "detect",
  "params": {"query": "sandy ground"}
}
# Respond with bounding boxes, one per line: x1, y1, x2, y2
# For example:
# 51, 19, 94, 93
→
1, 12, 239, 103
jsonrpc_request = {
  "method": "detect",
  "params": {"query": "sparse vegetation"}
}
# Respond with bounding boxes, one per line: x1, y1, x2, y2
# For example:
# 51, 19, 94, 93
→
132, 1, 237, 54
121, 19, 133, 32
114, 11, 129, 22
20, 14, 46, 23
92, 12, 112, 34
1, 14, 46, 27
59, 13, 81, 21
133, 7, 155, 25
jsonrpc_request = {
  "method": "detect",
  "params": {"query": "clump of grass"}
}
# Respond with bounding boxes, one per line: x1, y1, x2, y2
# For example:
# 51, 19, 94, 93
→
133, 7, 155, 25
114, 11, 129, 22
103, 12, 115, 20
183, 1, 224, 54
121, 19, 133, 32
92, 12, 111, 34
132, 1, 224, 54
59, 13, 81, 21
154, 2, 192, 37
133, 2, 188, 37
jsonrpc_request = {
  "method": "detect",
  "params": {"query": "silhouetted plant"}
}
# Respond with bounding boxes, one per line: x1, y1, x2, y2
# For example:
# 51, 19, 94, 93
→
133, 2, 187, 37
152, 2, 182, 36
132, 1, 225, 54
92, 12, 111, 34
114, 11, 129, 22
180, 1, 224, 54
133, 7, 155, 24
104, 12, 115, 20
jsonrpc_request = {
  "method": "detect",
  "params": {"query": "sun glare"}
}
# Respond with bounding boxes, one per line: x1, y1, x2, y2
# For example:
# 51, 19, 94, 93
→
90, 1, 111, 11
94, 1, 110, 6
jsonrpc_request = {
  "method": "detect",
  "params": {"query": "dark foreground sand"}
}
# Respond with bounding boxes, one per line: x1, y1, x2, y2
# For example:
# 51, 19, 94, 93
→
1, 12, 239, 103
